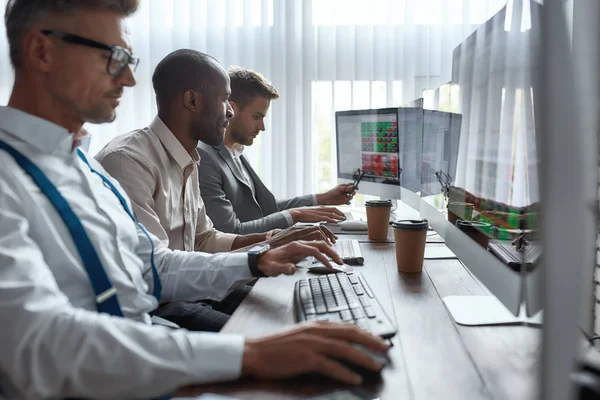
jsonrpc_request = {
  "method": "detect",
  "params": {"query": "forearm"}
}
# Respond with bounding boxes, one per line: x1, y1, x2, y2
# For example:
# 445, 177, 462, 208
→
236, 212, 292, 234
231, 232, 268, 250
4, 304, 244, 399
140, 228, 254, 303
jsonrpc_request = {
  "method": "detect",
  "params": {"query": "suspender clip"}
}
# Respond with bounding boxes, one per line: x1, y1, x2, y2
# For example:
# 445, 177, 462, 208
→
96, 287, 118, 304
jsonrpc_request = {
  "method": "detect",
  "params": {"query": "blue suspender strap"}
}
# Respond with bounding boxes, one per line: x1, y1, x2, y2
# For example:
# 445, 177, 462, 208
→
0, 141, 171, 400
76, 149, 162, 302
0, 140, 124, 317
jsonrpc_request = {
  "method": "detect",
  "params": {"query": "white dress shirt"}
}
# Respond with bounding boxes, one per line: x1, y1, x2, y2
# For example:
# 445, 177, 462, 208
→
225, 143, 255, 194
95, 116, 237, 253
0, 107, 252, 400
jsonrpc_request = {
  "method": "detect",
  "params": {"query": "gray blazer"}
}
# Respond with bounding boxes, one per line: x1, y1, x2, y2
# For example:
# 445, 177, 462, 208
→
197, 142, 314, 234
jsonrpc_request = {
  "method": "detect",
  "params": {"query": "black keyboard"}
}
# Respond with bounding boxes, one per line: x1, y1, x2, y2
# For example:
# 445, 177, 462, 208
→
294, 272, 396, 339
488, 241, 541, 272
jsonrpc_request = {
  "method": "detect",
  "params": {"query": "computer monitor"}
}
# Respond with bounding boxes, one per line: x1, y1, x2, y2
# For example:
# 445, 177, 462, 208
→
417, 0, 543, 325
335, 108, 401, 200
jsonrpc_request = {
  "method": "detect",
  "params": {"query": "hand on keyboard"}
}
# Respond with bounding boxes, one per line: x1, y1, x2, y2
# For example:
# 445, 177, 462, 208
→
268, 224, 338, 247
288, 206, 347, 224
241, 321, 390, 385
258, 240, 343, 276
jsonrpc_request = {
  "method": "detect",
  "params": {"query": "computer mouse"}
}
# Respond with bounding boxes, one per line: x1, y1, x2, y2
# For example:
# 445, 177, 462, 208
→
339, 220, 368, 231
308, 263, 350, 274
335, 343, 391, 379
352, 343, 391, 367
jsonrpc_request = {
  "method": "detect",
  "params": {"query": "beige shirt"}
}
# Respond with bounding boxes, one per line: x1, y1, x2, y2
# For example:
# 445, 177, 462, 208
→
96, 116, 237, 253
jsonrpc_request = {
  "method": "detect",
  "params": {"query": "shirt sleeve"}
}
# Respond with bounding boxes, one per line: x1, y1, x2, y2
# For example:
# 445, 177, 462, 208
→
281, 210, 294, 225
0, 176, 245, 400
96, 150, 171, 246
88, 154, 254, 303
194, 196, 238, 253
140, 225, 253, 303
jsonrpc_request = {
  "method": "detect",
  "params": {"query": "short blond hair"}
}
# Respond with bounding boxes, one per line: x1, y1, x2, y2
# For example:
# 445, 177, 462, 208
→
228, 66, 279, 109
5, 0, 139, 69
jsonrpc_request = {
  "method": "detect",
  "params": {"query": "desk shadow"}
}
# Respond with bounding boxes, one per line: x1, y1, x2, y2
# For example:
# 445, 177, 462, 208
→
394, 272, 425, 295
178, 373, 383, 400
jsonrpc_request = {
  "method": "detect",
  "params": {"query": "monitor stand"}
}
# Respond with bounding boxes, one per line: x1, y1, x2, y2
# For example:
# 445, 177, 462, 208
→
442, 296, 543, 326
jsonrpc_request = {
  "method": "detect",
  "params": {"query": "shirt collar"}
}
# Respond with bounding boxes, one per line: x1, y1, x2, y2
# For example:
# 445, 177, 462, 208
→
226, 142, 245, 158
0, 106, 75, 154
149, 115, 199, 169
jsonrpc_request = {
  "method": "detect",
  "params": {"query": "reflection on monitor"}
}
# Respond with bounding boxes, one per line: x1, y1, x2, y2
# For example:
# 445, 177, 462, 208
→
397, 107, 423, 194
418, 0, 543, 324
420, 110, 462, 197
336, 109, 401, 199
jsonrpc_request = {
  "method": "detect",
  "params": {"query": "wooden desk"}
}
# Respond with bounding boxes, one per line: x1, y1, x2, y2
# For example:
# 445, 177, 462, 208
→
178, 239, 541, 400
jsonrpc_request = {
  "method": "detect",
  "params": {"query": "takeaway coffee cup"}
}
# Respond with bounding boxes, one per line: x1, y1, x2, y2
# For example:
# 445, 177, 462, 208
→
365, 199, 393, 241
456, 220, 492, 249
447, 202, 474, 225
392, 219, 428, 273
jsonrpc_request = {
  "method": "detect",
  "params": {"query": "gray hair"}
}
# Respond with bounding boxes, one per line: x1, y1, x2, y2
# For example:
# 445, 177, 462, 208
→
152, 49, 224, 110
5, 0, 139, 69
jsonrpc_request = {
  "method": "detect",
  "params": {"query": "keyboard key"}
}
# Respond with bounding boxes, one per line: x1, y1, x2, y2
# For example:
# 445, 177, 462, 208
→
300, 286, 312, 302
346, 294, 361, 310
364, 306, 376, 318
359, 296, 370, 307
315, 303, 327, 314
340, 310, 353, 322
356, 319, 370, 330
327, 313, 342, 322
304, 306, 316, 315
354, 285, 365, 296
349, 275, 360, 285
351, 308, 365, 319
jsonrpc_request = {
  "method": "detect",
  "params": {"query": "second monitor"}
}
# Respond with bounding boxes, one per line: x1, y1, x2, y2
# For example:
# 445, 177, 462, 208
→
336, 108, 401, 199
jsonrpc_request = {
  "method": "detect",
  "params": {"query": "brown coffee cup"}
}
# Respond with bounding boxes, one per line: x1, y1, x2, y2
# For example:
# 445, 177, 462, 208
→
392, 219, 428, 273
365, 199, 392, 241
447, 202, 474, 225
456, 220, 492, 249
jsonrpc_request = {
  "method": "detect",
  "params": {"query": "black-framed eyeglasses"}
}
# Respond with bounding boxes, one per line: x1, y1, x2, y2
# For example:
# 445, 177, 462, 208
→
41, 30, 139, 77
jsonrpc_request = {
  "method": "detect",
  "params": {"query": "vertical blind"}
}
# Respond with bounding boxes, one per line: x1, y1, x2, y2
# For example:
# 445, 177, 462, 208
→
0, 0, 507, 197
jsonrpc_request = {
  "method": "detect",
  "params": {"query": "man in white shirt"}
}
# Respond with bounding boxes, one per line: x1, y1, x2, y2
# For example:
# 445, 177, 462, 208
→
198, 67, 358, 234
0, 1, 389, 399
95, 50, 338, 332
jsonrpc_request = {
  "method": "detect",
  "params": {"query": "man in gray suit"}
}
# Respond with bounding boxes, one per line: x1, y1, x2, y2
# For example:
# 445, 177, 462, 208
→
198, 67, 356, 234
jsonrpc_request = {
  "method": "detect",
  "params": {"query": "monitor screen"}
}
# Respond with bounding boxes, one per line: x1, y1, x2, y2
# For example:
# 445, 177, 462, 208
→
336, 109, 401, 187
